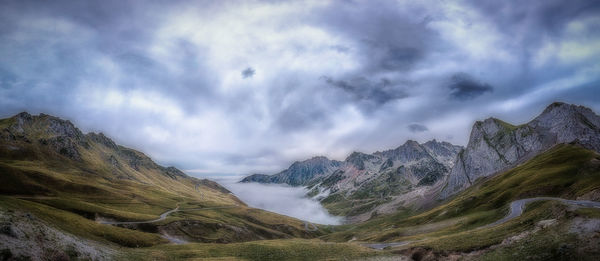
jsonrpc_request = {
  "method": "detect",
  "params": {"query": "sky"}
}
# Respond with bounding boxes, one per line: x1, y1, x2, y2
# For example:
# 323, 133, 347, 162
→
1, 0, 599, 176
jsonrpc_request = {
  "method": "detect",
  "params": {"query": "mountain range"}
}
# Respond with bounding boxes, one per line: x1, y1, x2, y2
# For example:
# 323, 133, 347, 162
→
1, 102, 599, 260
242, 102, 600, 222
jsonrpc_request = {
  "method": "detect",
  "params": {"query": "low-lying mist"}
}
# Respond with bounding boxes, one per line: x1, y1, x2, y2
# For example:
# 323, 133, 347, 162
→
216, 177, 342, 225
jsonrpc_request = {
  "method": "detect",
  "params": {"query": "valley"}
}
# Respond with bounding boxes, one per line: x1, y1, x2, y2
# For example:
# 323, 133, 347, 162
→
1, 102, 599, 260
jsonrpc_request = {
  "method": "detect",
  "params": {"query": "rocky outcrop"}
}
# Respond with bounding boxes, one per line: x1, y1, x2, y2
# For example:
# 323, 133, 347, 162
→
440, 102, 600, 198
3, 112, 87, 161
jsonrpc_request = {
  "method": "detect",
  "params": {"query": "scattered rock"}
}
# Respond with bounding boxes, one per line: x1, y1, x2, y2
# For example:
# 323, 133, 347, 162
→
537, 219, 558, 229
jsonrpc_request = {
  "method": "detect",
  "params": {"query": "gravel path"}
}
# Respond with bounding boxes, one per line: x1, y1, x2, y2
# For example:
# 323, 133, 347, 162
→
482, 197, 600, 228
99, 205, 321, 233
363, 197, 600, 250
98, 205, 237, 225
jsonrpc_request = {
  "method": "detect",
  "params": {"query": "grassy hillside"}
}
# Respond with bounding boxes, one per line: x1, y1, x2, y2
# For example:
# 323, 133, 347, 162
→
0, 113, 346, 259
123, 239, 383, 261
323, 144, 600, 258
2, 112, 598, 260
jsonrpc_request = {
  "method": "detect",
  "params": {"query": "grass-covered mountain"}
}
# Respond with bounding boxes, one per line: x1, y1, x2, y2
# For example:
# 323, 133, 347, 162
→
325, 143, 600, 260
0, 112, 376, 260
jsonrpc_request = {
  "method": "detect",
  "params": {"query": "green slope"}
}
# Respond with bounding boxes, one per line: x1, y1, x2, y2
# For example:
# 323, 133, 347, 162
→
0, 113, 357, 260
323, 144, 600, 258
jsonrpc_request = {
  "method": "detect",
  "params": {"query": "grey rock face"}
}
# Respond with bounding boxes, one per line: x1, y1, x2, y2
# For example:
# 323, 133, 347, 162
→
4, 112, 87, 160
441, 102, 600, 198
242, 140, 462, 191
87, 132, 119, 150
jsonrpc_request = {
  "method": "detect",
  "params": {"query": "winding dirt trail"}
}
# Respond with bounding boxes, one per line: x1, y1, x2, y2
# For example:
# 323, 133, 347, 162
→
98, 205, 236, 225
99, 204, 321, 233
362, 197, 600, 250
481, 197, 600, 228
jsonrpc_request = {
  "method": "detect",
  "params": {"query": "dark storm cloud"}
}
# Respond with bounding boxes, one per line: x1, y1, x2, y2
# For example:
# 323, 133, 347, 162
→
242, 67, 255, 78
310, 0, 436, 74
447, 73, 493, 100
468, 0, 600, 35
0, 0, 598, 175
408, 123, 428, 133
322, 76, 408, 107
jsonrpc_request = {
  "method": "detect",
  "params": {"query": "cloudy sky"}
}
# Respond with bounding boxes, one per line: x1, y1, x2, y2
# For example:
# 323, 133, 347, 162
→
1, 0, 599, 176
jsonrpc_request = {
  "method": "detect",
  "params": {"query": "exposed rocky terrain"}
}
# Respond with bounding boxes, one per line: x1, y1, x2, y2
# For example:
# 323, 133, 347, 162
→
0, 207, 115, 260
440, 102, 600, 198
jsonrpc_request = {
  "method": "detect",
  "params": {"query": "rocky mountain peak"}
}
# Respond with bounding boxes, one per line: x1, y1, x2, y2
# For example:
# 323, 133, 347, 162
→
11, 112, 84, 140
532, 102, 599, 129
4, 112, 86, 161
441, 102, 600, 198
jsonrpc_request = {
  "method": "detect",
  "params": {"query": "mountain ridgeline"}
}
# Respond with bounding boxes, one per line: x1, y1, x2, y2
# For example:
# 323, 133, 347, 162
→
241, 102, 600, 221
243, 139, 463, 221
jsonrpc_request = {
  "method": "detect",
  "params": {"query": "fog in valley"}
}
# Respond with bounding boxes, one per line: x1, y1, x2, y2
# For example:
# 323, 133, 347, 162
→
214, 176, 342, 225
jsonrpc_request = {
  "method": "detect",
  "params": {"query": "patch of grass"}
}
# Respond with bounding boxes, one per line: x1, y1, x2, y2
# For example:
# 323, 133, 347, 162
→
574, 208, 600, 218
122, 239, 384, 261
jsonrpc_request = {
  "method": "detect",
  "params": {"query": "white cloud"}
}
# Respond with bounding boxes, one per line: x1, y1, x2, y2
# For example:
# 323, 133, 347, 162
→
219, 179, 343, 225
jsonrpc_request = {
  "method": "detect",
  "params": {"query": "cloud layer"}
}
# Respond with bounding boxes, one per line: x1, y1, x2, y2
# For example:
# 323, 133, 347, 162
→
1, 0, 599, 175
219, 178, 342, 225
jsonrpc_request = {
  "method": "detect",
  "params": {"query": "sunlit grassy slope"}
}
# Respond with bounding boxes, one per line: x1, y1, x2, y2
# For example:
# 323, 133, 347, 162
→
0, 113, 331, 253
322, 144, 600, 258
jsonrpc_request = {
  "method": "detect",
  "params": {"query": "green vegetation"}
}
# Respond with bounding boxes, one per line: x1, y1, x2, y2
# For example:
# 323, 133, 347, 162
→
2, 111, 599, 260
325, 144, 600, 251
123, 239, 382, 261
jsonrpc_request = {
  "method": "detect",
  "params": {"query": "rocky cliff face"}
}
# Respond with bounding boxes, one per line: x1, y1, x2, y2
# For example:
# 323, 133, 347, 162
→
310, 140, 462, 220
440, 102, 600, 198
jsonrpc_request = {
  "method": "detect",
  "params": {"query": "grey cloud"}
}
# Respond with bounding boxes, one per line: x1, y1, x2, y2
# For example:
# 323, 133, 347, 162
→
322, 76, 408, 107
329, 45, 350, 53
380, 47, 423, 71
311, 1, 436, 74
242, 67, 255, 78
447, 73, 493, 100
0, 0, 598, 177
408, 123, 428, 133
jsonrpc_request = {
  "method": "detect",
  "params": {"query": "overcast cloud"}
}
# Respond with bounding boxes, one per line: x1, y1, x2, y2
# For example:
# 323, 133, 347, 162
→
1, 0, 599, 176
